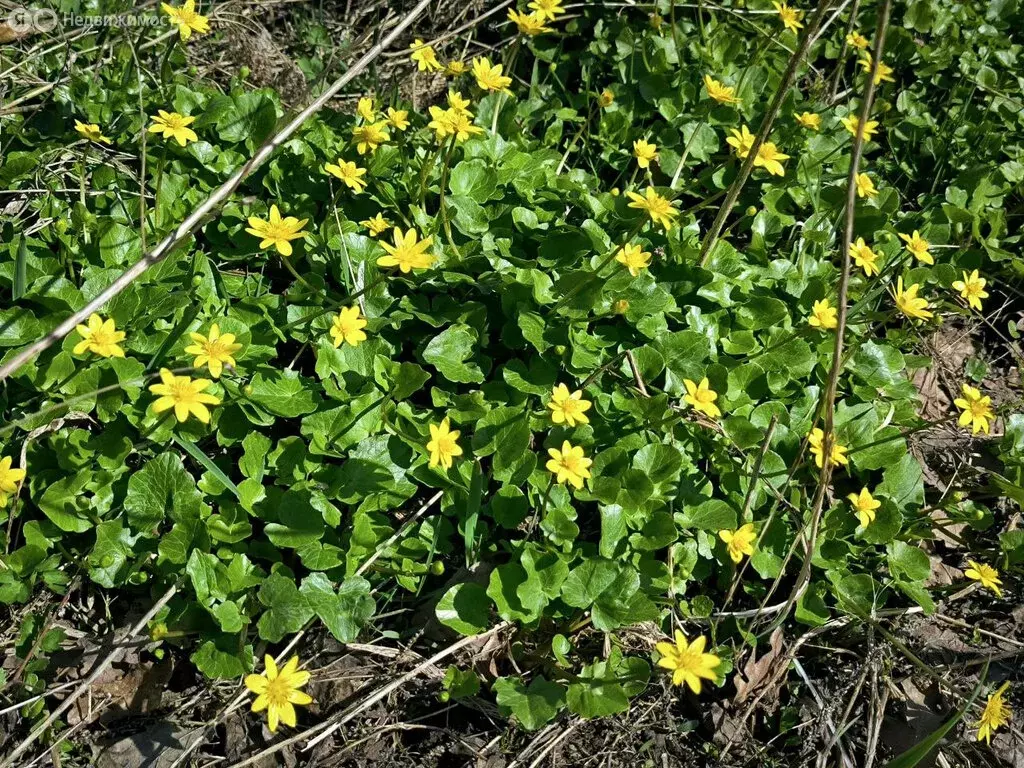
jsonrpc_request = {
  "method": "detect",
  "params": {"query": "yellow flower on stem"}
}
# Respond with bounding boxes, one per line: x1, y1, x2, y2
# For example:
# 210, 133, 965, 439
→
626, 187, 679, 230
545, 440, 592, 489
850, 237, 880, 277
840, 115, 879, 142
244, 655, 313, 733
352, 122, 389, 155
330, 306, 368, 348
428, 107, 482, 143
726, 124, 756, 159
892, 277, 933, 321
898, 230, 932, 264
161, 0, 210, 39
361, 213, 390, 236
386, 107, 410, 131
704, 75, 741, 105
448, 91, 472, 114
847, 30, 870, 49
795, 111, 821, 130
356, 97, 375, 122
508, 9, 552, 35
427, 417, 463, 469
527, 0, 567, 21
184, 323, 241, 378
847, 487, 880, 528
74, 121, 111, 145
954, 384, 994, 435
445, 60, 468, 76
772, 1, 804, 32
547, 383, 592, 427
472, 57, 513, 92
148, 110, 198, 146
754, 141, 789, 176
324, 159, 368, 193
410, 39, 442, 71
655, 631, 721, 693
245, 204, 309, 257
598, 89, 615, 107
73, 313, 126, 358
809, 298, 838, 330
976, 683, 1012, 744
0, 456, 27, 509
808, 427, 849, 469
859, 54, 895, 84
719, 523, 756, 563
952, 269, 989, 311
633, 139, 659, 169
683, 377, 721, 419
149, 368, 220, 424
855, 172, 878, 199
376, 227, 434, 273
965, 560, 1003, 597
615, 243, 652, 277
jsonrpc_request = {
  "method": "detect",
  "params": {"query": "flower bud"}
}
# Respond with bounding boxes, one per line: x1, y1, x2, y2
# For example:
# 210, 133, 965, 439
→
614, 299, 630, 315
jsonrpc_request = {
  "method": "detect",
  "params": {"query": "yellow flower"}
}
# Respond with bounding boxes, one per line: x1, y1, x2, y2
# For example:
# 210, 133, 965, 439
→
427, 106, 483, 143
245, 204, 309, 257
952, 269, 989, 311
74, 121, 111, 145
410, 39, 442, 71
351, 122, 389, 155
633, 139, 659, 169
472, 57, 512, 92
654, 631, 721, 693
772, 1, 804, 32
850, 237, 880, 277
73, 313, 126, 358
148, 110, 198, 146
965, 560, 1003, 597
377, 227, 434, 273
807, 427, 849, 469
892, 277, 933, 321
149, 368, 220, 424
754, 141, 789, 177
0, 456, 27, 509
445, 60, 468, 76
719, 523, 756, 563
855, 172, 878, 199
329, 306, 368, 348
615, 243, 652, 277
847, 487, 880, 528
244, 655, 313, 733
508, 8, 552, 35
356, 97, 375, 122
448, 91, 472, 114
547, 384, 592, 427
386, 107, 410, 131
859, 54, 895, 84
427, 417, 463, 469
626, 187, 679, 230
795, 111, 821, 130
324, 159, 368, 193
683, 377, 721, 419
976, 683, 1012, 744
954, 384, 994, 435
898, 230, 932, 264
527, 0, 566, 21
703, 74, 741, 105
545, 440, 592, 489
161, 0, 209, 39
726, 124, 756, 159
847, 30, 870, 49
840, 115, 879, 142
184, 323, 241, 378
361, 213, 390, 236
809, 298, 838, 330
598, 89, 615, 107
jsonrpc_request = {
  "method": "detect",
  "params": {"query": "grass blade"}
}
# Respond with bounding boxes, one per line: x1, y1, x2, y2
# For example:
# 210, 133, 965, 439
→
171, 434, 241, 501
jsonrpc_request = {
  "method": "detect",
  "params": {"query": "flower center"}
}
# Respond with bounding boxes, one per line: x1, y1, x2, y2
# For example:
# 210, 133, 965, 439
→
264, 676, 291, 708
559, 455, 582, 474
970, 401, 989, 417
168, 380, 197, 402
89, 329, 118, 346
436, 436, 457, 455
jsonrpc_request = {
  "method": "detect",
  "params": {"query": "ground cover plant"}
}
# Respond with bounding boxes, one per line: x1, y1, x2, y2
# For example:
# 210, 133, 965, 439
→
1, 0, 1023, 765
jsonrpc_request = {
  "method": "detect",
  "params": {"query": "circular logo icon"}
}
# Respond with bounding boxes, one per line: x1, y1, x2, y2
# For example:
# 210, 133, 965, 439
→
7, 7, 33, 32
7, 7, 59, 33
33, 8, 59, 32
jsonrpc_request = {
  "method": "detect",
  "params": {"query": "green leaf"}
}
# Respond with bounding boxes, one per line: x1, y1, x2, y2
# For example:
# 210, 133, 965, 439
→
89, 521, 137, 588
422, 325, 486, 384
246, 370, 322, 417
449, 159, 498, 202
887, 541, 931, 582
35, 472, 93, 533
125, 452, 208, 534
493, 676, 566, 731
436, 582, 492, 635
257, 573, 314, 642
171, 434, 241, 501
680, 499, 737, 531
191, 637, 253, 680
299, 573, 375, 643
